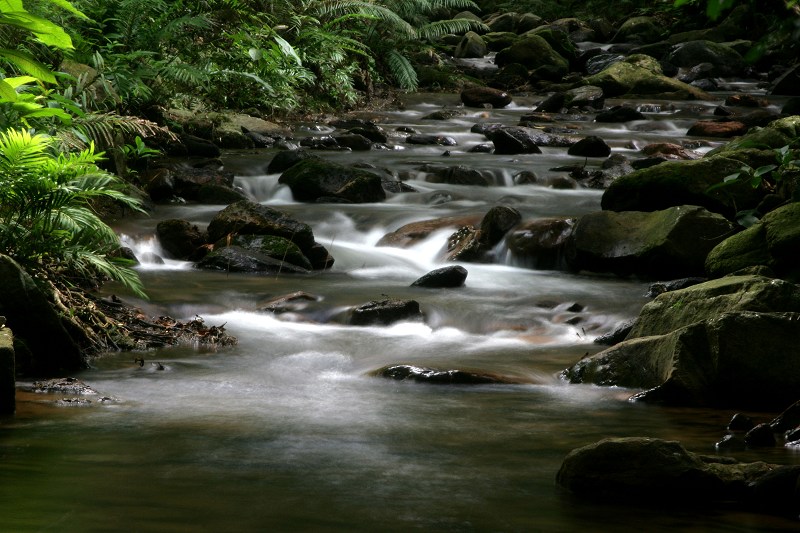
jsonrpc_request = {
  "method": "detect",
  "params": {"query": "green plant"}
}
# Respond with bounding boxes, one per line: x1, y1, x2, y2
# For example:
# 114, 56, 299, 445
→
0, 128, 147, 297
708, 144, 800, 226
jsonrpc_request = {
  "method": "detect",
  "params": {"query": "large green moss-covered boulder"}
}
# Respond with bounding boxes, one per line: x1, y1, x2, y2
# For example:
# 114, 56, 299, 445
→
582, 60, 711, 99
706, 202, 800, 279
494, 34, 569, 77
666, 40, 746, 77
708, 115, 800, 158
561, 275, 800, 409
611, 16, 664, 44
565, 206, 735, 278
600, 156, 758, 218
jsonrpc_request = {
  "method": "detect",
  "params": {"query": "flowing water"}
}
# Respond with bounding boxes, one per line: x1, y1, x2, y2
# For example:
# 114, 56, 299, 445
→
2, 93, 798, 532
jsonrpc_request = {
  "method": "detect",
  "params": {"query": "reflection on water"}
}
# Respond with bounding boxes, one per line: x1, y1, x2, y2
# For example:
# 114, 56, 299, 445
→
2, 92, 798, 532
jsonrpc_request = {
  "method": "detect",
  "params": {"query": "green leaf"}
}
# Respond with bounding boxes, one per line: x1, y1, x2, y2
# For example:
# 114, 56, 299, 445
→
753, 164, 777, 177
0, 48, 57, 83
41, 0, 89, 20
748, 175, 762, 188
273, 34, 302, 66
0, 12, 74, 49
0, 79, 17, 101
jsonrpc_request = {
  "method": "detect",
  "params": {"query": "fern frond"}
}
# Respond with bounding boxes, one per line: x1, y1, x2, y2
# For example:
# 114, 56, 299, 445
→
417, 19, 489, 40
385, 49, 417, 91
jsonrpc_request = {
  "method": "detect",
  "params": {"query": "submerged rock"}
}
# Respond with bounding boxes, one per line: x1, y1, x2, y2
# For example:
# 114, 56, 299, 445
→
411, 265, 468, 288
371, 365, 526, 385
349, 298, 424, 326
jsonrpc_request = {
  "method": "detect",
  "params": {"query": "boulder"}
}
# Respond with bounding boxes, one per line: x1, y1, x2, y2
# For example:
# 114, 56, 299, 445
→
425, 165, 490, 187
405, 134, 458, 146
557, 437, 800, 518
687, 120, 749, 137
707, 115, 800, 159
612, 16, 664, 44
455, 31, 488, 59
666, 40, 746, 77
278, 158, 386, 203
446, 206, 522, 262
371, 364, 525, 385
411, 265, 468, 288
562, 275, 800, 409
769, 64, 800, 96
460, 86, 513, 108
196, 245, 309, 274
567, 136, 611, 158
706, 202, 800, 280
506, 218, 576, 269
221, 234, 312, 271
600, 156, 760, 219
144, 165, 240, 203
487, 126, 544, 155
495, 34, 569, 78
155, 219, 207, 260
333, 133, 372, 151
563, 85, 604, 109
595, 105, 646, 122
582, 60, 711, 99
349, 298, 424, 326
482, 31, 518, 52
204, 200, 332, 269
565, 206, 736, 278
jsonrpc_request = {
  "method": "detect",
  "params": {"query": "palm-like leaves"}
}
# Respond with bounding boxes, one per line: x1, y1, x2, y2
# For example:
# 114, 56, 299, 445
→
0, 129, 147, 298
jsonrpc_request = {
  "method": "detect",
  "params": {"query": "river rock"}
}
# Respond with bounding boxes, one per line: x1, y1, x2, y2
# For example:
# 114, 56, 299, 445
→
333, 133, 372, 151
495, 34, 569, 78
482, 31, 518, 52
666, 40, 746, 77
0, 326, 13, 414
506, 218, 576, 270
371, 364, 524, 385
460, 86, 512, 108
278, 158, 386, 203
196, 245, 310, 274
595, 105, 645, 122
411, 265, 468, 288
266, 150, 317, 174
557, 437, 800, 518
205, 200, 332, 269
156, 219, 207, 260
687, 120, 749, 138
455, 31, 488, 59
705, 202, 800, 280
446, 206, 522, 262
582, 59, 711, 100
376, 215, 482, 248
405, 134, 458, 146
600, 155, 760, 219
425, 165, 490, 187
222, 234, 312, 271
349, 298, 424, 326
487, 126, 544, 154
562, 275, 800, 409
612, 16, 663, 44
259, 291, 320, 314
565, 206, 734, 278
563, 85, 604, 109
744, 423, 777, 448
0, 255, 85, 375
567, 135, 611, 158
707, 115, 800, 162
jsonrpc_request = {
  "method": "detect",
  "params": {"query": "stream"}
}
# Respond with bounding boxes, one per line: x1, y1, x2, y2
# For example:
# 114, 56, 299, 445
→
2, 91, 799, 532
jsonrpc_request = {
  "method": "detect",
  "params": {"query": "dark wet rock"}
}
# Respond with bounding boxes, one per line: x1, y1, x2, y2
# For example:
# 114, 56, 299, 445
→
715, 434, 745, 451
563, 85, 604, 109
446, 206, 522, 262
278, 158, 385, 203
422, 109, 467, 121
482, 31, 518, 52
411, 265, 468, 288
425, 165, 490, 187
495, 34, 569, 78
241, 127, 274, 148
725, 94, 769, 108
563, 275, 800, 409
557, 437, 800, 518
333, 133, 372, 151
667, 40, 746, 78
706, 202, 800, 280
641, 143, 702, 161
782, 97, 800, 115
376, 215, 481, 248
155, 219, 207, 260
455, 31, 488, 59
144, 165, 239, 204
469, 143, 494, 153
567, 136, 611, 158
585, 53, 625, 75
196, 245, 309, 274
371, 364, 525, 385
223, 234, 312, 270
349, 298, 424, 326
471, 122, 503, 135
207, 201, 315, 250
535, 92, 566, 113
406, 134, 458, 146
595, 105, 646, 122
728, 413, 756, 432
593, 319, 635, 346
487, 126, 543, 154
506, 218, 575, 270
566, 206, 736, 279
744, 423, 777, 447
489, 63, 529, 91
259, 291, 320, 314
687, 120, 749, 138
601, 156, 760, 219
460, 86, 513, 108
646, 277, 707, 297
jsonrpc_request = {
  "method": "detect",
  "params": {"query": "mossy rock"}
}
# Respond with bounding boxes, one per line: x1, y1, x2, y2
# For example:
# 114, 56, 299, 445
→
495, 34, 569, 76
708, 115, 800, 157
526, 27, 578, 62
582, 61, 710, 99
226, 234, 312, 270
600, 156, 756, 218
482, 32, 519, 52
705, 225, 771, 278
278, 159, 386, 203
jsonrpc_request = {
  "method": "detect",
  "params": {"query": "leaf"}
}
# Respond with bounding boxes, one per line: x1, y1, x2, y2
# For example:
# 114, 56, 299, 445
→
0, 48, 57, 83
273, 34, 302, 66
0, 79, 17, 101
753, 164, 777, 178
41, 0, 89, 20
